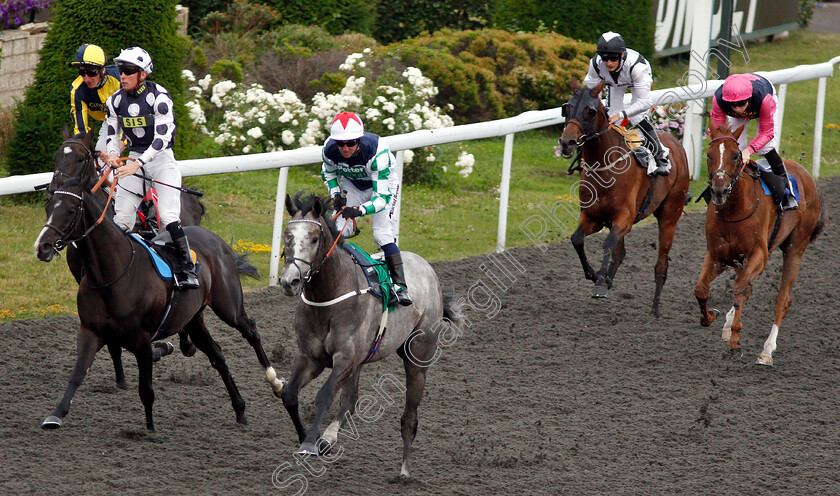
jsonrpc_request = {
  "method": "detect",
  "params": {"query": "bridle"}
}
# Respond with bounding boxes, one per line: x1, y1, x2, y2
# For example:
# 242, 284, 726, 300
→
43, 167, 118, 252
282, 212, 354, 283
707, 135, 753, 202
561, 96, 613, 148
49, 139, 95, 193
707, 135, 760, 221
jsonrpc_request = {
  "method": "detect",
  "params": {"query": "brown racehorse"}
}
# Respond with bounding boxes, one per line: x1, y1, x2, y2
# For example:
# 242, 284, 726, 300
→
694, 123, 826, 365
558, 77, 690, 317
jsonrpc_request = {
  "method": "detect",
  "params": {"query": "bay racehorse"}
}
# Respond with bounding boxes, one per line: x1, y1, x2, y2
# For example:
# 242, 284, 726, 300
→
34, 175, 286, 430
279, 193, 463, 477
694, 123, 826, 365
558, 76, 690, 317
49, 127, 205, 389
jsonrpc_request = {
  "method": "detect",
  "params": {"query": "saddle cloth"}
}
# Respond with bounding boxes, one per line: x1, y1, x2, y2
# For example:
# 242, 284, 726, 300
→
754, 159, 801, 202
130, 233, 198, 282
341, 243, 395, 310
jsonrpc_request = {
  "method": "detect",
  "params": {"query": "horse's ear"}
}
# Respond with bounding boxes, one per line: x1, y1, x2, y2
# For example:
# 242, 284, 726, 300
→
285, 194, 297, 216
312, 196, 323, 217
570, 76, 579, 92
61, 124, 71, 140
85, 128, 95, 145
590, 81, 604, 99
733, 122, 747, 139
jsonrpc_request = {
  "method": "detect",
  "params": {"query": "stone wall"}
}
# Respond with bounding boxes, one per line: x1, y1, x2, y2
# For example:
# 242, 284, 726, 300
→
0, 5, 188, 110
0, 23, 48, 109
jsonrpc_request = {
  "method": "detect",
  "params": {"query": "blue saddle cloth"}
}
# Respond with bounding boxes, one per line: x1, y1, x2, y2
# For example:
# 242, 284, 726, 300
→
755, 159, 801, 202
130, 234, 201, 282
130, 234, 174, 280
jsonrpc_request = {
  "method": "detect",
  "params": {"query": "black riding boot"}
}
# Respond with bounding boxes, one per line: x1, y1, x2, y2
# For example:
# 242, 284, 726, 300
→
638, 119, 670, 176
166, 221, 199, 289
764, 149, 798, 211
385, 253, 413, 306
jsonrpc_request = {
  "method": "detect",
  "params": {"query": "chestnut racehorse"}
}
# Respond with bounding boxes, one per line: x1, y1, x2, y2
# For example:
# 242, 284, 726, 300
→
558, 77, 690, 317
694, 123, 826, 365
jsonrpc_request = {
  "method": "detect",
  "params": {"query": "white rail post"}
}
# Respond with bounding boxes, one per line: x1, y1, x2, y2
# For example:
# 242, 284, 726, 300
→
776, 83, 787, 148
813, 77, 827, 179
268, 166, 290, 286
496, 133, 514, 252
684, 0, 714, 179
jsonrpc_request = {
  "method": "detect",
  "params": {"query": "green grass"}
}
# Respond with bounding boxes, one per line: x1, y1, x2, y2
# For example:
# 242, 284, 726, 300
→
3, 29, 840, 322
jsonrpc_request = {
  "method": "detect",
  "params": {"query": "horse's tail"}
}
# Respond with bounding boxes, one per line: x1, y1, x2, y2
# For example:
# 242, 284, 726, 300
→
441, 287, 463, 324
810, 190, 828, 243
235, 253, 261, 280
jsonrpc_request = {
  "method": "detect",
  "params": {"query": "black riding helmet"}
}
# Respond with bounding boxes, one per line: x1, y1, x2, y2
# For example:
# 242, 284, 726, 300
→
596, 31, 626, 56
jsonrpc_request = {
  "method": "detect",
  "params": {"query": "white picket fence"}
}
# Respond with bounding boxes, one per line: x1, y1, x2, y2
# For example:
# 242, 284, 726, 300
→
2, 56, 838, 286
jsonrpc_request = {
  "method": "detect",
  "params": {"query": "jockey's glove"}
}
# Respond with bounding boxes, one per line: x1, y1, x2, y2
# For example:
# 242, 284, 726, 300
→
341, 206, 362, 219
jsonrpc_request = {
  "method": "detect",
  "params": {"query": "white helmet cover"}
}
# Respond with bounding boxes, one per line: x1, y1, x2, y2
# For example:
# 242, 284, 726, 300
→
114, 47, 153, 74
330, 112, 364, 141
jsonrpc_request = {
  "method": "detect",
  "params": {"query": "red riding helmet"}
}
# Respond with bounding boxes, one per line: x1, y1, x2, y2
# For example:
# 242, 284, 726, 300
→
721, 74, 754, 102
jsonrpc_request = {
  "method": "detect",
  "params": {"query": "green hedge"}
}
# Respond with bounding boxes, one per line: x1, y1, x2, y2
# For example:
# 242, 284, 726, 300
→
374, 0, 493, 44
5, 0, 190, 176
493, 0, 656, 59
384, 29, 594, 124
256, 0, 377, 36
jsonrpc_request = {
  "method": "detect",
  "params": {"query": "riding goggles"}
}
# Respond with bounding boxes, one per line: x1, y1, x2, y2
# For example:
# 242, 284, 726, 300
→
118, 64, 141, 75
335, 139, 360, 148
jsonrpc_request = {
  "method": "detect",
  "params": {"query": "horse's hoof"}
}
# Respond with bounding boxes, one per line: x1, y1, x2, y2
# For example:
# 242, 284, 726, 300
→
317, 439, 333, 456
755, 354, 774, 367
592, 284, 608, 298
41, 416, 63, 429
711, 308, 721, 317
116, 381, 128, 390
180, 343, 197, 358
726, 347, 744, 360
152, 341, 175, 362
297, 442, 319, 456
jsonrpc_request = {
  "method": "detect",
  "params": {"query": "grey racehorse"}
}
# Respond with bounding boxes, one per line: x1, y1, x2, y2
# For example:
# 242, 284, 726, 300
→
279, 193, 463, 477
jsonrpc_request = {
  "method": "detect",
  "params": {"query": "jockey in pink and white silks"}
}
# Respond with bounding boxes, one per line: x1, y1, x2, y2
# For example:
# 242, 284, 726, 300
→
583, 31, 671, 176
710, 72, 798, 210
321, 112, 413, 306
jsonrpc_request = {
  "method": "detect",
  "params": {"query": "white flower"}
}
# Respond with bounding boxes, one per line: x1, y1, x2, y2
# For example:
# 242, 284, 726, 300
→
403, 149, 414, 163
247, 127, 264, 139
198, 74, 212, 91
365, 108, 382, 120
382, 101, 397, 113
455, 151, 475, 178
243, 145, 251, 153
282, 130, 295, 145
181, 69, 196, 82
426, 154, 436, 162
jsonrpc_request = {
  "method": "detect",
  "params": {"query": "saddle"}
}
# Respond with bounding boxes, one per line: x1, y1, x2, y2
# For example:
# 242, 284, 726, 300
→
341, 243, 397, 310
130, 233, 199, 282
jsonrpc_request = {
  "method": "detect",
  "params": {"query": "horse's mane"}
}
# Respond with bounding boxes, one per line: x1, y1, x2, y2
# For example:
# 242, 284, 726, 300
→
288, 192, 342, 243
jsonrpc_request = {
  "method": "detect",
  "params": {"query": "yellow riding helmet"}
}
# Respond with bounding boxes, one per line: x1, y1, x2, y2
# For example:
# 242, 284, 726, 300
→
70, 44, 107, 68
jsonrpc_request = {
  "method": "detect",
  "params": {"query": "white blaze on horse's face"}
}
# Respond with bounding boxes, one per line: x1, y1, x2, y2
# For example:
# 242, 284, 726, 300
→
63, 147, 72, 155
716, 142, 725, 171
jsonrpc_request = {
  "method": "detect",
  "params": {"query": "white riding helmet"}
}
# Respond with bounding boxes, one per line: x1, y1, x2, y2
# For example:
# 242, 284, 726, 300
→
330, 112, 364, 141
114, 47, 153, 74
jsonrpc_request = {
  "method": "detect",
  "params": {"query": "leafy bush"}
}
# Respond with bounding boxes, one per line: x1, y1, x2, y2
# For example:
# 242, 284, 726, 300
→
799, 0, 816, 29
384, 29, 594, 124
493, 0, 656, 59
374, 0, 493, 44
176, 0, 230, 36
4, 0, 190, 176
255, 0, 377, 36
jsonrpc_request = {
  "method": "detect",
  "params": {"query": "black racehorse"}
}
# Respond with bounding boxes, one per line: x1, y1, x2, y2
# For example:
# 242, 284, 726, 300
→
34, 174, 285, 430
49, 128, 206, 389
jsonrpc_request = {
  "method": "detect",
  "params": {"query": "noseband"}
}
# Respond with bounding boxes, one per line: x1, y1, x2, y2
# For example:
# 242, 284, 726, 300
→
283, 218, 327, 282
44, 190, 89, 251
562, 98, 612, 148
707, 135, 750, 200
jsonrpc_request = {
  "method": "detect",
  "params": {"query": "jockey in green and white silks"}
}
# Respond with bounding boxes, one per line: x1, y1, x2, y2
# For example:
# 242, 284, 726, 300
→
321, 112, 412, 306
